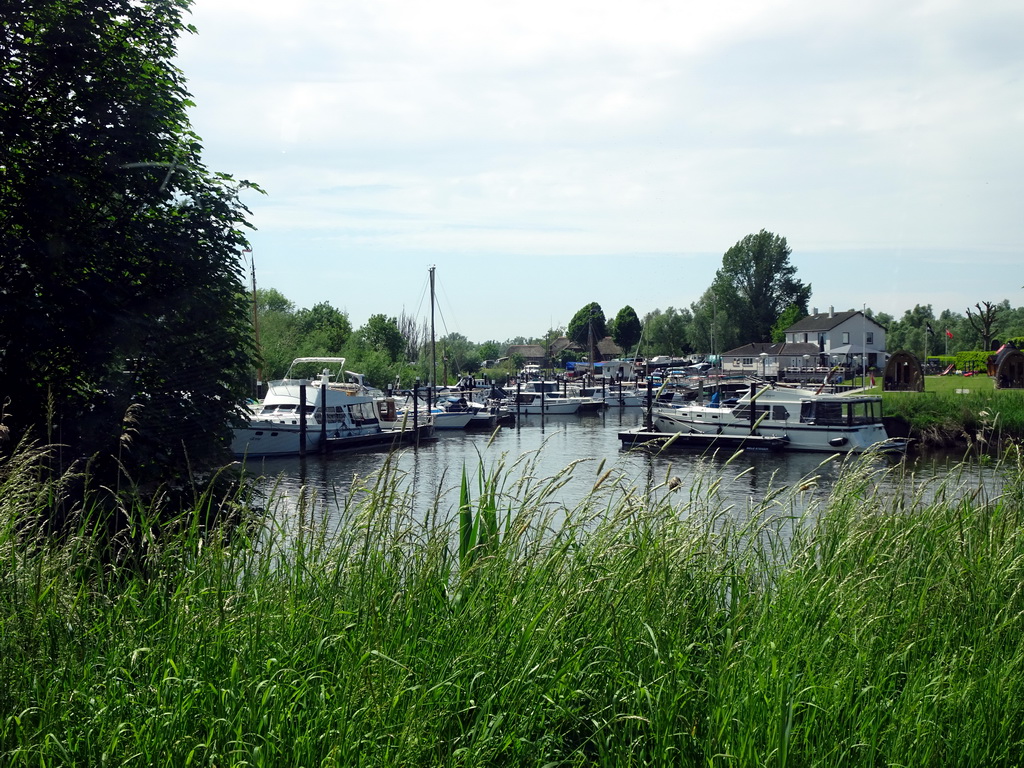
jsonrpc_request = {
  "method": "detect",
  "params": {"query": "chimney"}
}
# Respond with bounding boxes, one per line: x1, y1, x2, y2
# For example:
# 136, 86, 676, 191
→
812, 307, 818, 316
828, 306, 834, 317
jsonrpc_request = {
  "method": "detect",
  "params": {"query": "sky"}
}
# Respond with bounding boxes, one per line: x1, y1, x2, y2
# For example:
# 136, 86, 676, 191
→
174, 0, 1024, 343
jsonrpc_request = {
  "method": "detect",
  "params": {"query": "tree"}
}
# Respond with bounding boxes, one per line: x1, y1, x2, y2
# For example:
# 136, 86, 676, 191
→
965, 301, 1003, 351
357, 314, 405, 362
771, 304, 804, 343
295, 301, 351, 354
689, 281, 741, 355
610, 306, 643, 353
397, 311, 424, 362
716, 231, 811, 343
886, 305, 935, 359
254, 288, 299, 381
642, 307, 692, 357
1, 0, 257, 506
566, 303, 608, 348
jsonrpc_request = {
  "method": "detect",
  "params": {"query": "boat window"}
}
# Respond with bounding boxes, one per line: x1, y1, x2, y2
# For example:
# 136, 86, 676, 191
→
771, 405, 790, 421
848, 399, 881, 425
800, 402, 814, 422
816, 403, 844, 425
347, 401, 378, 425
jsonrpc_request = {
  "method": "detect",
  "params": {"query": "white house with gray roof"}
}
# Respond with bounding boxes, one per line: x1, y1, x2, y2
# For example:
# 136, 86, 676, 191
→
720, 307, 887, 377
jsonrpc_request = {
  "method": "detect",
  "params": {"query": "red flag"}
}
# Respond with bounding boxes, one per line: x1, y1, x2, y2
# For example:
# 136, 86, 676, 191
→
945, 329, 953, 339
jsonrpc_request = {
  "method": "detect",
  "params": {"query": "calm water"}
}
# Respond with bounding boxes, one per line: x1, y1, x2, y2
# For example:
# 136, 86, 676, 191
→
238, 407, 991, 532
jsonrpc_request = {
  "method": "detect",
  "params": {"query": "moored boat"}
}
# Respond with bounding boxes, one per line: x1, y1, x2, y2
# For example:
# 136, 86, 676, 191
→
232, 358, 430, 458
650, 382, 907, 453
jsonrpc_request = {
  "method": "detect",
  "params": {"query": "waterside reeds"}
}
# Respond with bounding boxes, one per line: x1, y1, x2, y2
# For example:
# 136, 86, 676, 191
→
882, 387, 1024, 449
2, 443, 1024, 766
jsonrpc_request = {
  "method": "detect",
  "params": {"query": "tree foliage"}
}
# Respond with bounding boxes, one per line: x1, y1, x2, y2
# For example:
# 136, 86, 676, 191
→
716, 231, 811, 343
295, 301, 351, 355
642, 307, 692, 357
610, 306, 642, 352
771, 304, 804, 343
886, 305, 935, 359
689, 282, 741, 355
566, 303, 608, 347
358, 314, 405, 362
1, 0, 257, 503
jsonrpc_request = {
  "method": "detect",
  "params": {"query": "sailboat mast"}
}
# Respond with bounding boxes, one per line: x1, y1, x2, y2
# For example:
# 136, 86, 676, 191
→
246, 248, 262, 395
429, 265, 437, 387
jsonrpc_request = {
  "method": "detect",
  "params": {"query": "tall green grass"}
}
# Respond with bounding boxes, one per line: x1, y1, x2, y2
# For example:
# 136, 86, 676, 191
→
883, 388, 1024, 449
2, 442, 1024, 766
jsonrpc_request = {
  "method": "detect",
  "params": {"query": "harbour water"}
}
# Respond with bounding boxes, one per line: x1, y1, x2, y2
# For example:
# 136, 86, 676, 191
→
237, 407, 990, 535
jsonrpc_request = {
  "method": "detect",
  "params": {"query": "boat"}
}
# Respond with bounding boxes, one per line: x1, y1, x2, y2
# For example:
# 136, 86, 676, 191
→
574, 381, 644, 408
507, 380, 585, 415
232, 358, 432, 458
437, 392, 501, 429
649, 382, 907, 453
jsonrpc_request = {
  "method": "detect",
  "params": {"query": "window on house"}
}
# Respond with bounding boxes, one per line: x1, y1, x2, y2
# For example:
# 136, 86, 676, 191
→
866, 332, 874, 345
741, 357, 753, 365
842, 332, 850, 344
803, 333, 808, 343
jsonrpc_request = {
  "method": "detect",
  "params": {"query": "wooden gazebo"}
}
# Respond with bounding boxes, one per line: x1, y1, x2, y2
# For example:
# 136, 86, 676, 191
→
994, 346, 1024, 389
883, 351, 924, 392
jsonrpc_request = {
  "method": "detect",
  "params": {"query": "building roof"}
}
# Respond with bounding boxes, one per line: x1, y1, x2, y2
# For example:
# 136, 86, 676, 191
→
721, 342, 820, 357
505, 344, 546, 358
786, 309, 866, 333
596, 336, 623, 357
548, 337, 582, 356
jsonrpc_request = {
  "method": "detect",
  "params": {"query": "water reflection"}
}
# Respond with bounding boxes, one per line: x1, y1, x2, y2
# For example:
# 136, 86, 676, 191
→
241, 407, 968, 537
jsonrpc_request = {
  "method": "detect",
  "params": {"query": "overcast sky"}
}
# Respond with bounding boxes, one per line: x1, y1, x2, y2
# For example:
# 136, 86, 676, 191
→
175, 0, 1023, 343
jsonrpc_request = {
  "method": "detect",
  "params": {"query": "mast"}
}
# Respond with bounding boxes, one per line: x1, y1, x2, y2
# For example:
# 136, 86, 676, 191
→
245, 247, 262, 396
429, 265, 437, 388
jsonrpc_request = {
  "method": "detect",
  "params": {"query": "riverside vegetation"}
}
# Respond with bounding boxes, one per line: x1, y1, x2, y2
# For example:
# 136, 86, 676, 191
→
2, 440, 1024, 766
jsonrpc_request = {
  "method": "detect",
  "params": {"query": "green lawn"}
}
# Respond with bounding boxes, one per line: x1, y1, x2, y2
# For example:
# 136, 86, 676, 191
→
847, 373, 994, 395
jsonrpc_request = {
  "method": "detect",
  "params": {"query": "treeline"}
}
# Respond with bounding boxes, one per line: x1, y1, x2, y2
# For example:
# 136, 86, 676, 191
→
254, 288, 507, 392
259, 251, 1024, 389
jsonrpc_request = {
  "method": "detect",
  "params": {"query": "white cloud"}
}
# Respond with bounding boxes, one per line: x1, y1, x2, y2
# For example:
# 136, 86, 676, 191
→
177, 0, 1024, 340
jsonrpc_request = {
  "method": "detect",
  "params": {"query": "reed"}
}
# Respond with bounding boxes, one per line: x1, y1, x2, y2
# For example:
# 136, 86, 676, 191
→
1, 442, 1023, 766
883, 388, 1024, 448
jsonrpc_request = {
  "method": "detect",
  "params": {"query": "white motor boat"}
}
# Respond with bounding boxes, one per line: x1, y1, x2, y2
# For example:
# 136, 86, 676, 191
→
232, 358, 426, 458
650, 382, 906, 453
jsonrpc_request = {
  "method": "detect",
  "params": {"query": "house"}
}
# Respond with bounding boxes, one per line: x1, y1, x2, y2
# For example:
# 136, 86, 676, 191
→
504, 344, 547, 367
548, 336, 624, 363
720, 307, 887, 377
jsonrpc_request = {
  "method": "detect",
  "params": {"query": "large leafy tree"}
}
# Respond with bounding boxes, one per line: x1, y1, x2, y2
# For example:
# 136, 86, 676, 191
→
566, 303, 608, 347
688, 281, 742, 355
771, 304, 804, 343
886, 304, 935, 358
716, 230, 811, 343
1, 1, 257, 501
358, 314, 405, 362
610, 305, 642, 353
295, 301, 351, 356
642, 307, 692, 357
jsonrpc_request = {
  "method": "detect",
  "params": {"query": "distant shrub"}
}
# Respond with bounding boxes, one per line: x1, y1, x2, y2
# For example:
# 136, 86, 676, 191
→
954, 350, 990, 373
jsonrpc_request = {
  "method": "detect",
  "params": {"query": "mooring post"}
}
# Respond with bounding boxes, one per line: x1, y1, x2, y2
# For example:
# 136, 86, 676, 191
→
299, 382, 307, 458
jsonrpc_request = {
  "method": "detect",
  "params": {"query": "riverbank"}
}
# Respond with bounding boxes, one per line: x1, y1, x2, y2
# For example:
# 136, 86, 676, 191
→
2, 444, 1024, 765
871, 375, 1024, 450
